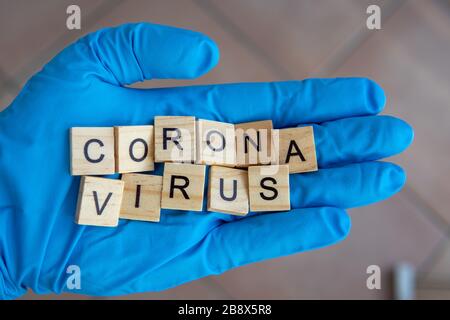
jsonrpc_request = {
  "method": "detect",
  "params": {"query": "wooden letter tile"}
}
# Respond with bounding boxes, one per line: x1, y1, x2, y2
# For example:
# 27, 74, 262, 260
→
208, 166, 249, 215
248, 165, 290, 212
120, 173, 162, 222
276, 126, 318, 173
75, 176, 124, 227
70, 127, 115, 175
235, 120, 275, 167
115, 125, 154, 173
196, 119, 236, 166
161, 163, 206, 211
154, 116, 196, 163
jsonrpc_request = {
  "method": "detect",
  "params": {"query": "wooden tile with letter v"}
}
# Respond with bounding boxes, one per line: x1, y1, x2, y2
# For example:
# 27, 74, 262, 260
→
248, 164, 290, 212
70, 127, 115, 176
161, 163, 206, 211
120, 173, 162, 222
75, 176, 124, 227
208, 166, 249, 215
154, 116, 196, 163
276, 126, 318, 173
115, 126, 154, 173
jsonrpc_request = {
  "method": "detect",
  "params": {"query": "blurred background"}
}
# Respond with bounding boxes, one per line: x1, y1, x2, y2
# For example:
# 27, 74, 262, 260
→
1, 0, 449, 299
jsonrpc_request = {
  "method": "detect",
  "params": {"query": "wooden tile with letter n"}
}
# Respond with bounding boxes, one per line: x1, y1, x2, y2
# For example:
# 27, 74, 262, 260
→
235, 120, 275, 167
276, 126, 318, 173
154, 116, 196, 163
75, 176, 124, 227
248, 164, 290, 212
120, 173, 163, 222
161, 163, 206, 211
115, 126, 154, 173
197, 119, 236, 166
208, 166, 249, 215
70, 127, 115, 175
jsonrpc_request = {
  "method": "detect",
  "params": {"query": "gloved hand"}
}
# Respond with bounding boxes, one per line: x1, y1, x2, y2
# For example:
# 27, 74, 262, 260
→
0, 23, 413, 299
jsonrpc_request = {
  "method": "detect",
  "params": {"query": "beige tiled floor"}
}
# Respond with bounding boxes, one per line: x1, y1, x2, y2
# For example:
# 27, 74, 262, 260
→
1, 0, 449, 299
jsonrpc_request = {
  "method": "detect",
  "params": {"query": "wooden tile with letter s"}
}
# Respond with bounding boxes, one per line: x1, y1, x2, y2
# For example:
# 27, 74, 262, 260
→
248, 164, 290, 212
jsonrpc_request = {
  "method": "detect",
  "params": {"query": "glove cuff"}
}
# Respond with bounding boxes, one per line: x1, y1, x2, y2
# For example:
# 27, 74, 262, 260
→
0, 257, 24, 300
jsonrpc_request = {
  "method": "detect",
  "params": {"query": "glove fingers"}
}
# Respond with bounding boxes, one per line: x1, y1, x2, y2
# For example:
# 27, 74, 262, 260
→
121, 77, 385, 127
290, 161, 406, 209
315, 115, 414, 168
69, 207, 348, 295
45, 22, 219, 86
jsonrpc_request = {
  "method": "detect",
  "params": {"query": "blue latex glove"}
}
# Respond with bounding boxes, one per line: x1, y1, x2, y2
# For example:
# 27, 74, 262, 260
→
0, 23, 413, 299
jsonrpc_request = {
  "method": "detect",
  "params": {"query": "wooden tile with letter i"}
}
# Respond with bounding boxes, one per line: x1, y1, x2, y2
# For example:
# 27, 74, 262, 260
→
75, 176, 124, 227
208, 166, 249, 215
197, 119, 236, 166
248, 165, 290, 212
161, 163, 206, 211
276, 126, 318, 173
120, 173, 162, 222
70, 127, 115, 175
154, 116, 196, 163
235, 120, 275, 167
115, 125, 154, 173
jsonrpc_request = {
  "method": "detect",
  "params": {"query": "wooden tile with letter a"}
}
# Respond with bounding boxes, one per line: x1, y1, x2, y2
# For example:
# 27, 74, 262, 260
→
196, 119, 236, 166
70, 127, 115, 175
115, 126, 154, 173
154, 116, 196, 163
235, 120, 275, 167
248, 165, 290, 212
161, 163, 206, 211
120, 173, 162, 222
276, 126, 318, 173
208, 166, 249, 215
75, 176, 124, 227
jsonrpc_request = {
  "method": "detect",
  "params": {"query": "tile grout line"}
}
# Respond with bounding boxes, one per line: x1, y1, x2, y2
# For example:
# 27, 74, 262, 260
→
312, 0, 407, 76
193, 0, 296, 79
0, 0, 125, 102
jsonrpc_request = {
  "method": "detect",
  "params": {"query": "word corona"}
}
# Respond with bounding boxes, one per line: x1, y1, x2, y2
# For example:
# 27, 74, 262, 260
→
71, 117, 318, 227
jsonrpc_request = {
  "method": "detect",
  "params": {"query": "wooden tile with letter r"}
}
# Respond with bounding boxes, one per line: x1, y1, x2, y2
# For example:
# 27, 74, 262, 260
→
208, 166, 249, 215
70, 127, 115, 175
120, 173, 162, 222
115, 125, 154, 173
197, 119, 236, 166
276, 126, 317, 173
154, 116, 196, 163
75, 176, 124, 227
248, 165, 290, 212
161, 163, 206, 211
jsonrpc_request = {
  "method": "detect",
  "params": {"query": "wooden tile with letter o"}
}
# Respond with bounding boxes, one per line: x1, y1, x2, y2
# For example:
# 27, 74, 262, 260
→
161, 163, 206, 211
235, 120, 275, 167
208, 166, 249, 215
120, 173, 162, 222
196, 119, 236, 166
154, 116, 196, 163
115, 125, 154, 173
70, 127, 115, 175
276, 126, 318, 173
75, 176, 124, 227
248, 164, 290, 212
